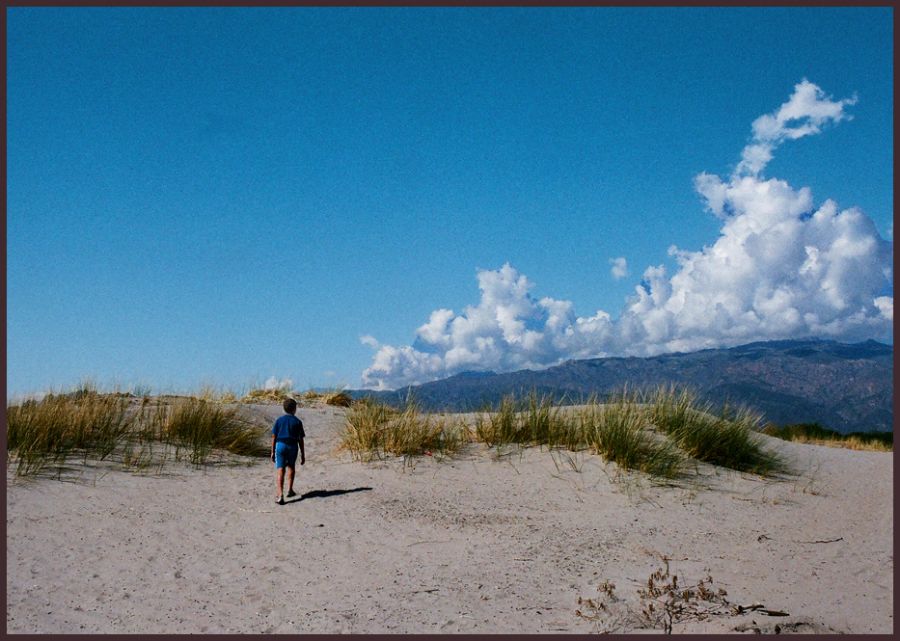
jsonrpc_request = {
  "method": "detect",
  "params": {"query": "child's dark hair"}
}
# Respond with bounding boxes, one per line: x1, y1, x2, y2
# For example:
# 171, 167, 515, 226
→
283, 398, 298, 414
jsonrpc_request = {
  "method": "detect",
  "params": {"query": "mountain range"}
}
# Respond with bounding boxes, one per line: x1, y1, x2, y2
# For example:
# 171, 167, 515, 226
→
349, 339, 893, 433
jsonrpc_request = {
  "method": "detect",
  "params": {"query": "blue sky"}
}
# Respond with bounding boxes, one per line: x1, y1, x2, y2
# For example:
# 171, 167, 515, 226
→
7, 7, 893, 396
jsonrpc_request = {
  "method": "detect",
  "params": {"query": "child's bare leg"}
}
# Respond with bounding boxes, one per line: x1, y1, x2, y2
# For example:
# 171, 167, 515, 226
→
287, 465, 295, 493
276, 467, 285, 497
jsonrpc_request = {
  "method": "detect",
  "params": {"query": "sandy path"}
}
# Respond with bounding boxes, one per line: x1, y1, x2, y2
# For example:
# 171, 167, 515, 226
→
6, 403, 893, 633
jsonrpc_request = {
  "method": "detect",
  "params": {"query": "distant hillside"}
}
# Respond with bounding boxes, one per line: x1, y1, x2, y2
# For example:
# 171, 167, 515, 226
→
350, 339, 893, 433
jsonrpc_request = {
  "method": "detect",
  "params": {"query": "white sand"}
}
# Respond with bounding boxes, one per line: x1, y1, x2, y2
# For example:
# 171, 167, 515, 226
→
6, 403, 893, 633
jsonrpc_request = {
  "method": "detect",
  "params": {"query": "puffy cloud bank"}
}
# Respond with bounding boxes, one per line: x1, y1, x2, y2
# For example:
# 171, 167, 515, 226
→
361, 80, 892, 390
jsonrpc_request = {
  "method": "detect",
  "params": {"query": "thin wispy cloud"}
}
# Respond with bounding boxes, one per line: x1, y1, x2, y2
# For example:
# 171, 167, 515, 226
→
361, 81, 892, 390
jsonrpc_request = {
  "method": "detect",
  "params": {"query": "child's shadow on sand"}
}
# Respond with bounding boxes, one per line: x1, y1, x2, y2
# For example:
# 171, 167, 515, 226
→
287, 487, 372, 503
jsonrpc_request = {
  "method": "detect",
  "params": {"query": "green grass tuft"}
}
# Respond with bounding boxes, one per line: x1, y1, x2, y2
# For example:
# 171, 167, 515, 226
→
580, 394, 684, 479
474, 394, 520, 447
472, 390, 683, 478
646, 385, 785, 475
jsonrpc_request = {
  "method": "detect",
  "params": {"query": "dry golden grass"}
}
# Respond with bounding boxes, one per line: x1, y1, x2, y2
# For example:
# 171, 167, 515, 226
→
240, 388, 291, 404
762, 422, 891, 452
786, 435, 892, 452
340, 398, 467, 461
7, 388, 269, 476
324, 391, 353, 407
347, 387, 791, 480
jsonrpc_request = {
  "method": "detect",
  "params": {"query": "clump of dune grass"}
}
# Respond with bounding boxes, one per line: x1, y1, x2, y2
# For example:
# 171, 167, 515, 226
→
122, 396, 267, 469
60, 378, 103, 400
119, 397, 170, 471
520, 391, 580, 448
762, 422, 892, 452
578, 393, 684, 479
303, 389, 323, 402
324, 390, 353, 407
197, 385, 219, 401
7, 387, 269, 477
6, 391, 135, 476
474, 394, 520, 447
790, 434, 893, 452
193, 385, 239, 403
241, 388, 293, 403
341, 387, 786, 480
383, 402, 444, 457
646, 385, 785, 475
472, 391, 682, 478
341, 398, 467, 461
341, 398, 395, 459
164, 398, 268, 464
342, 386, 785, 479
474, 391, 583, 451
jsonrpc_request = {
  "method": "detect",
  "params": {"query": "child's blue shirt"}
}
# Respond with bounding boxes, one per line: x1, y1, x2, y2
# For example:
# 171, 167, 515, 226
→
272, 414, 305, 444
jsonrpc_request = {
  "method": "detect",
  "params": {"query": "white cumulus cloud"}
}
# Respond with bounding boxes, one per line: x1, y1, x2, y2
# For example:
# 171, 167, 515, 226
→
361, 263, 614, 390
618, 192, 892, 356
735, 78, 857, 177
264, 376, 293, 391
360, 80, 892, 390
610, 257, 628, 280
359, 334, 380, 349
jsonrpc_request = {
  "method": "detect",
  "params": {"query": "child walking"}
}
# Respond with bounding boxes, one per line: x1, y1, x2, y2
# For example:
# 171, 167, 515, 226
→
271, 397, 305, 505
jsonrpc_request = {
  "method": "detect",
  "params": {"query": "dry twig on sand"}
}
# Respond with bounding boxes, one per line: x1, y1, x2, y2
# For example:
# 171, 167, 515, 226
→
577, 556, 790, 634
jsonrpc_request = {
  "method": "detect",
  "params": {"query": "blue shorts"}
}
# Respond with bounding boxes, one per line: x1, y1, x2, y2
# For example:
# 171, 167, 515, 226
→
274, 441, 299, 468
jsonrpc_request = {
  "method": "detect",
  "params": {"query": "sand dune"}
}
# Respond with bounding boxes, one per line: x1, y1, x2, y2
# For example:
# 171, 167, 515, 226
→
6, 403, 893, 633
